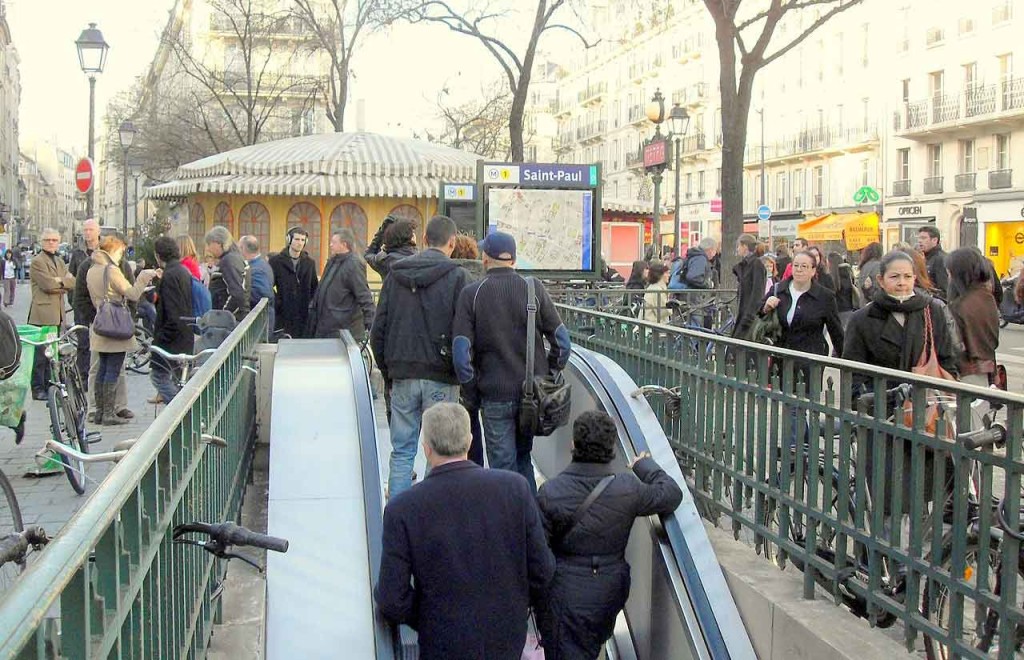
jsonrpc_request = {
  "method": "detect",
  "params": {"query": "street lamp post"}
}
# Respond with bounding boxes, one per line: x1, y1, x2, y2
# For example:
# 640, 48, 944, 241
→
118, 120, 136, 237
643, 90, 669, 252
75, 23, 109, 219
128, 158, 143, 235
669, 103, 691, 254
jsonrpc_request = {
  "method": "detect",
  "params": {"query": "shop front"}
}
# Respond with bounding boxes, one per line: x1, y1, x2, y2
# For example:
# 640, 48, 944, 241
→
881, 201, 944, 251
797, 211, 880, 255
977, 197, 1024, 278
753, 211, 807, 248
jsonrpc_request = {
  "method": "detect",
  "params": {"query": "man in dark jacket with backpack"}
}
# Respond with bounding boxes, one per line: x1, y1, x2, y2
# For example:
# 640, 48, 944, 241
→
668, 238, 717, 291
371, 215, 471, 499
150, 236, 193, 404
269, 227, 318, 339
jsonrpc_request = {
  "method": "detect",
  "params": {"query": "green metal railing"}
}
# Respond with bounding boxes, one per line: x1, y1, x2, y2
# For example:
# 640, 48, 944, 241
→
558, 303, 1024, 658
546, 287, 738, 328
0, 300, 269, 660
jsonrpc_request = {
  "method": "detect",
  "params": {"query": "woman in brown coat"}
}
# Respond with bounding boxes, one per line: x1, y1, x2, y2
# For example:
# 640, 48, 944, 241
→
947, 247, 1000, 386
86, 235, 158, 425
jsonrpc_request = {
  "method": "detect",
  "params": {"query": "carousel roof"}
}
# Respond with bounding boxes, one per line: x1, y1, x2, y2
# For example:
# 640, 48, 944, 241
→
146, 131, 482, 200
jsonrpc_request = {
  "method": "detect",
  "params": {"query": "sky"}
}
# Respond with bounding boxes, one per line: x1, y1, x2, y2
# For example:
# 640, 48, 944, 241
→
4, 0, 564, 155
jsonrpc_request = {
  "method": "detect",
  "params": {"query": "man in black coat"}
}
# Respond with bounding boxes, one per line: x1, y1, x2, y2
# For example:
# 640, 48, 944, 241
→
205, 226, 251, 321
268, 227, 319, 338
376, 403, 555, 660
917, 226, 949, 299
732, 233, 767, 340
150, 236, 194, 404
307, 229, 375, 339
371, 215, 471, 499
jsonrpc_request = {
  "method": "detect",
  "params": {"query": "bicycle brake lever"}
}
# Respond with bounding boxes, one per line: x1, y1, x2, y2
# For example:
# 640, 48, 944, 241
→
221, 550, 265, 573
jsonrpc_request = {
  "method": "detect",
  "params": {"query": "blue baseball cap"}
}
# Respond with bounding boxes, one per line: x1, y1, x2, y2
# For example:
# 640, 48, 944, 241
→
479, 231, 516, 261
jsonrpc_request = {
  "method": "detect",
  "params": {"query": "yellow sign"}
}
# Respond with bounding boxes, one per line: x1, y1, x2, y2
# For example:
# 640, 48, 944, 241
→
843, 212, 880, 250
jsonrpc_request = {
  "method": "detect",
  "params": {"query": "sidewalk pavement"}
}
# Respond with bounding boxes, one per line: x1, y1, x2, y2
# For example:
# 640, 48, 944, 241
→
0, 279, 164, 535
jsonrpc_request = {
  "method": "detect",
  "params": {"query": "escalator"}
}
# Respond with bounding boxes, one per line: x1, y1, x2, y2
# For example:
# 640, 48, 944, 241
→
264, 335, 753, 659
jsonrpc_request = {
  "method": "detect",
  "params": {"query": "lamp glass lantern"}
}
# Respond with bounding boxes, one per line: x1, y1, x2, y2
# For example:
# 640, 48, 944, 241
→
645, 89, 666, 125
669, 103, 690, 138
118, 120, 137, 151
75, 23, 109, 75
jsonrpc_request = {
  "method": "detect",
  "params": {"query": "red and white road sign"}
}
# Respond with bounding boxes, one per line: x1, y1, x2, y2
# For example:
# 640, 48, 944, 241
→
75, 158, 94, 194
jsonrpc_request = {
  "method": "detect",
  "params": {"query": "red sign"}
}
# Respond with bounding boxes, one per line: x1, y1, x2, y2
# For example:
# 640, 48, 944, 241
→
643, 219, 653, 244
709, 198, 722, 213
75, 158, 94, 194
642, 140, 667, 168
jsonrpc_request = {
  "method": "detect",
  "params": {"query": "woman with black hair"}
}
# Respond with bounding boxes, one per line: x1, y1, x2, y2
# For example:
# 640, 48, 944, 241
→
535, 411, 682, 660
947, 247, 999, 386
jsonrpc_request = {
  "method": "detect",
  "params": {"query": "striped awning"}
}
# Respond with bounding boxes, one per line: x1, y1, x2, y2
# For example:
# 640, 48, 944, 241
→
603, 198, 650, 214
147, 131, 482, 201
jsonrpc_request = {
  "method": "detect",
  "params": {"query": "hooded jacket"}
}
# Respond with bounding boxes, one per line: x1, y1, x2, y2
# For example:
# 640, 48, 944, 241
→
371, 249, 471, 384
668, 247, 713, 290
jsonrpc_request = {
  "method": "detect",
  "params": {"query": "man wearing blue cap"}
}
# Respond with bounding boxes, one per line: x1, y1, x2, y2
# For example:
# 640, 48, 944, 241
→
452, 231, 572, 490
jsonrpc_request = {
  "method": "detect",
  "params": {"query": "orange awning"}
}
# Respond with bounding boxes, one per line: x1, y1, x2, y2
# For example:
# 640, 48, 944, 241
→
797, 212, 879, 249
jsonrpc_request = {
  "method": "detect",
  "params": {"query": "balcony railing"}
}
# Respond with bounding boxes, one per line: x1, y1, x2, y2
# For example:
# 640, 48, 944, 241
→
554, 133, 575, 152
924, 176, 944, 194
577, 120, 607, 142
578, 82, 608, 105
744, 124, 878, 163
990, 169, 1013, 189
892, 179, 911, 196
677, 132, 707, 156
627, 104, 647, 125
812, 193, 823, 207
954, 172, 977, 192
895, 77, 1024, 133
626, 151, 644, 168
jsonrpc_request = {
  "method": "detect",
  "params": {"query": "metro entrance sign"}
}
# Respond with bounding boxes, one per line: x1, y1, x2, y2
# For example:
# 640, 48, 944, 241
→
75, 158, 94, 195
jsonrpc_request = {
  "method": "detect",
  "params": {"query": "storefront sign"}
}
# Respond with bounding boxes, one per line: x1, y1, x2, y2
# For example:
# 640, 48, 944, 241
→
844, 213, 881, 250
898, 206, 923, 216
757, 218, 801, 239
643, 140, 668, 168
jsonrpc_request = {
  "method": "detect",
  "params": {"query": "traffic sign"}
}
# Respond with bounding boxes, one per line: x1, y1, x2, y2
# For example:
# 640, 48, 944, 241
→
756, 205, 772, 221
853, 185, 880, 204
709, 199, 722, 213
75, 158, 94, 194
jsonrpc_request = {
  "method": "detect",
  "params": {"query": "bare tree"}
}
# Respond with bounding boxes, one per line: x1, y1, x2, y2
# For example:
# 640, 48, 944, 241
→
389, 0, 596, 161
167, 0, 321, 147
704, 0, 863, 284
291, 0, 393, 132
416, 82, 529, 159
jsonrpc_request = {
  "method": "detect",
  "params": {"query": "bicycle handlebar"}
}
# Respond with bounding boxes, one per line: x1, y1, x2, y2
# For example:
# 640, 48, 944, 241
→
0, 526, 49, 566
149, 346, 217, 364
958, 424, 1007, 451
855, 383, 913, 414
19, 325, 88, 347
173, 522, 289, 553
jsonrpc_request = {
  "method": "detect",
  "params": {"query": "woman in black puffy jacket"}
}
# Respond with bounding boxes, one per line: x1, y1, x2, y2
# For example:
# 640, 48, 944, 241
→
535, 411, 683, 660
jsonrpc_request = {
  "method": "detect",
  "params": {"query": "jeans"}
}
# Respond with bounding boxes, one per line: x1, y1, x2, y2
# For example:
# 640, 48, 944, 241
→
97, 352, 126, 385
388, 378, 460, 498
481, 399, 536, 492
466, 402, 484, 467
149, 353, 181, 403
75, 328, 91, 392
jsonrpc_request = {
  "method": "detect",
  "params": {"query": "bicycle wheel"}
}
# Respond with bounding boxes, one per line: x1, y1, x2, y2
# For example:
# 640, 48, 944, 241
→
62, 358, 87, 437
0, 468, 25, 593
126, 326, 153, 374
922, 540, 1024, 659
48, 386, 87, 495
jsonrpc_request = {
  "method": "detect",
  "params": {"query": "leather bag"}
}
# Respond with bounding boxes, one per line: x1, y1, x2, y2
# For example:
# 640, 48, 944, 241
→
904, 305, 956, 436
92, 266, 135, 340
518, 277, 571, 438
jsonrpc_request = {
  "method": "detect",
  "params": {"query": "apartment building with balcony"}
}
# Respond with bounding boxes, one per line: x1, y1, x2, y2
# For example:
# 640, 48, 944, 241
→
885, 0, 1024, 275
0, 1, 19, 234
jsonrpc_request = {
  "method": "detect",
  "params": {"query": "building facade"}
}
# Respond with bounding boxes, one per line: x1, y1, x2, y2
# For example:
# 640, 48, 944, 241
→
0, 1, 19, 237
885, 0, 1024, 276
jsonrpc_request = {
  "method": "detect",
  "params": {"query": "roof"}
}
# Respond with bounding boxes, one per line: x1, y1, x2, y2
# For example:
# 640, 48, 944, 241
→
146, 132, 482, 201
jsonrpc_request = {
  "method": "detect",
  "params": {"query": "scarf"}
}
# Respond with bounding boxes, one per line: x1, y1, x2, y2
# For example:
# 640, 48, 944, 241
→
870, 288, 934, 371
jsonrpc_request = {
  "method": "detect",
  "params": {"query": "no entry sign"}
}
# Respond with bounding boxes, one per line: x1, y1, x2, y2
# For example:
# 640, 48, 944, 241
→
75, 158, 94, 194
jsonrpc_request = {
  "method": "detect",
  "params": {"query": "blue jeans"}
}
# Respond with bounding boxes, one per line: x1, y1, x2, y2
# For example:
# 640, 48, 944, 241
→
388, 378, 459, 498
481, 399, 536, 492
149, 353, 181, 403
97, 352, 125, 385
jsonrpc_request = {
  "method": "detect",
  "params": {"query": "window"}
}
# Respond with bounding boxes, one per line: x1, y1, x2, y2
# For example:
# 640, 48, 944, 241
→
716, 167, 722, 195
925, 27, 945, 47
996, 133, 1011, 169
897, 148, 910, 180
812, 166, 824, 206
998, 53, 1013, 81
862, 98, 871, 131
685, 173, 693, 198
793, 168, 805, 207
993, 0, 1012, 24
963, 62, 977, 90
861, 23, 870, 66
929, 71, 945, 98
928, 144, 943, 176
959, 139, 976, 172
776, 172, 788, 208
837, 32, 844, 76
860, 159, 870, 186
697, 170, 706, 199
755, 174, 763, 204
902, 79, 911, 103
958, 17, 975, 35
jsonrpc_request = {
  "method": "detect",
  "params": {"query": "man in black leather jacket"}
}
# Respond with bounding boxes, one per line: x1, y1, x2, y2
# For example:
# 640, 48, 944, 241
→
205, 225, 251, 321
307, 230, 375, 339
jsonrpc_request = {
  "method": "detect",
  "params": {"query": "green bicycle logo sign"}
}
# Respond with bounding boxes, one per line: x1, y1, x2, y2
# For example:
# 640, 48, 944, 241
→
853, 186, 880, 204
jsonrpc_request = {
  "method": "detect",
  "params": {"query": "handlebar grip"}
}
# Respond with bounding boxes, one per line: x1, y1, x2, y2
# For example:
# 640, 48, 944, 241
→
960, 425, 1007, 451
219, 523, 289, 553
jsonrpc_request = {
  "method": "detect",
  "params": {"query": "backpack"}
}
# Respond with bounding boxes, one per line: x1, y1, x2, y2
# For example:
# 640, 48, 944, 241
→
190, 276, 212, 318
671, 256, 691, 289
0, 309, 21, 380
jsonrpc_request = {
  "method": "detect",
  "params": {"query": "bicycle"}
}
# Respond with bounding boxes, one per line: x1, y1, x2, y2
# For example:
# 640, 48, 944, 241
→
148, 345, 219, 405
20, 325, 96, 494
125, 320, 154, 375
0, 522, 49, 595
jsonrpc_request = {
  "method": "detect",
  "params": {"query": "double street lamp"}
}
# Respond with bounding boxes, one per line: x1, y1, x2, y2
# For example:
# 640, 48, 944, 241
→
75, 23, 109, 219
118, 120, 137, 237
641, 90, 690, 256
669, 103, 691, 254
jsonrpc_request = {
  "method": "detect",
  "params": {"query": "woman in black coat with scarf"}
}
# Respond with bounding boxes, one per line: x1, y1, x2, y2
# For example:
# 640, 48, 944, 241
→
535, 411, 682, 660
843, 250, 958, 517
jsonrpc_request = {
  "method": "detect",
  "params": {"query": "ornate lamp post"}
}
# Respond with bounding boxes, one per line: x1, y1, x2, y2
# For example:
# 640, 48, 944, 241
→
642, 89, 669, 251
128, 158, 143, 236
75, 23, 109, 219
118, 120, 136, 237
669, 103, 691, 254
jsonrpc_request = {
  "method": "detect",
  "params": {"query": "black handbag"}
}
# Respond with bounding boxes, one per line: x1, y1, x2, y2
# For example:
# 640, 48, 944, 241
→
518, 277, 572, 437
92, 266, 135, 340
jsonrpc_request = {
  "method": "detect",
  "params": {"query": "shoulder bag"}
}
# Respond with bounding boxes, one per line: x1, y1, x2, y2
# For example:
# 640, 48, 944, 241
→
556, 473, 616, 551
518, 277, 572, 437
93, 266, 135, 340
903, 305, 957, 437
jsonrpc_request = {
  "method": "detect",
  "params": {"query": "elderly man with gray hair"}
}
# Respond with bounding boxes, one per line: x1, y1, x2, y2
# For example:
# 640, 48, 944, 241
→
238, 235, 274, 336
376, 402, 554, 660
29, 228, 76, 400
204, 225, 250, 321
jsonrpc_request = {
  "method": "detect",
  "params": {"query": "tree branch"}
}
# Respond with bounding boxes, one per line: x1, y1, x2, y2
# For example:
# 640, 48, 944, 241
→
759, 0, 863, 69
542, 23, 600, 48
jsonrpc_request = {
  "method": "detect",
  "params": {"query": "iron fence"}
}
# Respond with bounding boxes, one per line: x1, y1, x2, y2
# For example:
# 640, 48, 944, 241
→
0, 300, 270, 659
546, 287, 739, 331
557, 303, 1024, 658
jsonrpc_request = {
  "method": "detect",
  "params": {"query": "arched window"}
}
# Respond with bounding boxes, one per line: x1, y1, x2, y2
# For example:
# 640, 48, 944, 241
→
189, 203, 206, 247
287, 202, 323, 264
329, 203, 368, 255
214, 202, 233, 235
238, 202, 270, 256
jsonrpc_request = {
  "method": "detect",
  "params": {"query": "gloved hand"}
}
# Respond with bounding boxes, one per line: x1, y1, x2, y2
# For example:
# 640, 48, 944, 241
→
367, 215, 397, 254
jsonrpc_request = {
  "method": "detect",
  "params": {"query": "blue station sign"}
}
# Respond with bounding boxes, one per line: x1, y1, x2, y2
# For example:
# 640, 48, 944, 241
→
483, 163, 598, 189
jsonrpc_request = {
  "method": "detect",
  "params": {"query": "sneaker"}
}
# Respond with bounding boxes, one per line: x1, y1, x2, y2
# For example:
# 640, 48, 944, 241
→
147, 394, 164, 404
116, 408, 135, 420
